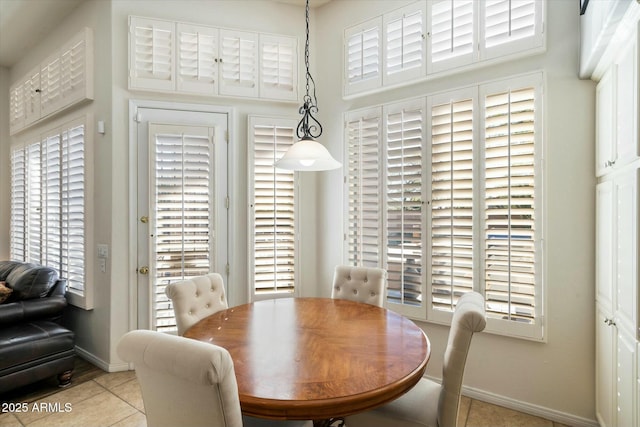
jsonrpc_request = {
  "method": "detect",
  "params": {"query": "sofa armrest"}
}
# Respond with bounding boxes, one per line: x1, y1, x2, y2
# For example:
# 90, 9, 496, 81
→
0, 296, 67, 326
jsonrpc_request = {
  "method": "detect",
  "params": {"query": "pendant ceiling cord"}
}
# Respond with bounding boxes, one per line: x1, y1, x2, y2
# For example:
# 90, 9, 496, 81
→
298, 0, 322, 140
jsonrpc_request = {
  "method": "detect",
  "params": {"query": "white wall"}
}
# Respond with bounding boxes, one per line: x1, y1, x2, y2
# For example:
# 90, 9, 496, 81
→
315, 0, 597, 424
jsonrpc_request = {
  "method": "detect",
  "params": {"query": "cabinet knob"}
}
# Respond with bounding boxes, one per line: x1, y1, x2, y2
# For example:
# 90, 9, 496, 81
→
603, 318, 616, 326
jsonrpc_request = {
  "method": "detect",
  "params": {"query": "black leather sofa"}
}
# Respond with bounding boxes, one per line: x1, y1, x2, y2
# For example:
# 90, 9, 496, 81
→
0, 261, 75, 393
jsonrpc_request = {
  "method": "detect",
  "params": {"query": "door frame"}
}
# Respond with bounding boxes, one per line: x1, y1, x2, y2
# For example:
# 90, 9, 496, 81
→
128, 99, 235, 332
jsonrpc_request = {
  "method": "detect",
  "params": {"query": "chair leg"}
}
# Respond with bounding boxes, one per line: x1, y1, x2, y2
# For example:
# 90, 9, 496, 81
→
313, 418, 345, 427
57, 370, 73, 388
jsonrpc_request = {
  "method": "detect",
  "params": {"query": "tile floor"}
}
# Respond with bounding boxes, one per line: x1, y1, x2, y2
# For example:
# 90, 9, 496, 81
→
1, 360, 572, 427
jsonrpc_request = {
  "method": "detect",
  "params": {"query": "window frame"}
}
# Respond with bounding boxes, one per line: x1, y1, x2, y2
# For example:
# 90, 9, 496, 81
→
10, 115, 94, 310
343, 72, 545, 340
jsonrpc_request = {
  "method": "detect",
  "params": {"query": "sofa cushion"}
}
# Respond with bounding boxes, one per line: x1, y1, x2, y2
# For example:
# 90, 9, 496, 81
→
0, 282, 12, 304
0, 261, 22, 281
6, 265, 59, 301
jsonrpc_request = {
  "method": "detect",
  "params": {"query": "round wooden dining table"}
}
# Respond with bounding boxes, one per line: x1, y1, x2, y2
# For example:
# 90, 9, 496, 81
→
184, 297, 430, 427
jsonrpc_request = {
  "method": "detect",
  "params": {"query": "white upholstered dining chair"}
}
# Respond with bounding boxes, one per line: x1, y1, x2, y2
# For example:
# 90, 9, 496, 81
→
165, 273, 228, 335
117, 330, 312, 427
344, 291, 487, 427
331, 265, 386, 307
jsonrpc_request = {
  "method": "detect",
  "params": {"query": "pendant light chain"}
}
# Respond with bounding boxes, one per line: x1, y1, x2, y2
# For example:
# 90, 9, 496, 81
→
297, 0, 323, 140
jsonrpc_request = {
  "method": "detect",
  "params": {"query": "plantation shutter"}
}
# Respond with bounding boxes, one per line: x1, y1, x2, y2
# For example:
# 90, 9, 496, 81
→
430, 95, 474, 313
345, 109, 383, 267
61, 123, 86, 294
259, 35, 297, 101
481, 0, 541, 59
384, 2, 426, 86
10, 147, 26, 261
23, 68, 41, 126
249, 117, 297, 295
483, 84, 537, 325
219, 29, 259, 98
428, 0, 475, 73
59, 29, 92, 109
40, 55, 61, 117
344, 18, 382, 95
150, 124, 215, 331
385, 100, 425, 315
26, 142, 42, 265
177, 23, 218, 95
42, 134, 62, 272
129, 16, 175, 91
9, 82, 25, 133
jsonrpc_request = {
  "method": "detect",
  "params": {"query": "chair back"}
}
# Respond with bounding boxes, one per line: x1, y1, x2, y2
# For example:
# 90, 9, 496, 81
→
331, 265, 386, 307
438, 291, 486, 427
117, 330, 243, 427
165, 273, 228, 335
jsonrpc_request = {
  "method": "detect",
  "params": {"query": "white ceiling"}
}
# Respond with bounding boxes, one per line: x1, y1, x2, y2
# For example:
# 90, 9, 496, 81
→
0, 0, 332, 69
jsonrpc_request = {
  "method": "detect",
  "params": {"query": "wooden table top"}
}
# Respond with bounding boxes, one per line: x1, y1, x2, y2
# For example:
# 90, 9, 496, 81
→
184, 297, 431, 421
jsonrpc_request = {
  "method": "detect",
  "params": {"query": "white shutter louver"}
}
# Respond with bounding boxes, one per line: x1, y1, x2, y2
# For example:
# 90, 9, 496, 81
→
9, 82, 26, 133
26, 142, 42, 265
10, 147, 26, 261
129, 17, 175, 91
250, 120, 296, 294
61, 123, 86, 294
346, 109, 382, 267
384, 3, 426, 85
42, 134, 62, 273
150, 125, 214, 331
344, 18, 382, 95
430, 97, 474, 312
40, 55, 61, 117
23, 68, 41, 126
59, 29, 92, 108
385, 101, 425, 309
177, 23, 218, 95
259, 35, 297, 101
220, 29, 258, 98
483, 85, 537, 324
429, 0, 474, 72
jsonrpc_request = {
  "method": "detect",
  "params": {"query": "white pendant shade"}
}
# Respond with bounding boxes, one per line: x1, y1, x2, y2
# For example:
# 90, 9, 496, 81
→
275, 137, 342, 171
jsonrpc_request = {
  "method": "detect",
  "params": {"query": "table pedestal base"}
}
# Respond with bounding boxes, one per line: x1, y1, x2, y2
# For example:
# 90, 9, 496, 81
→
312, 417, 345, 427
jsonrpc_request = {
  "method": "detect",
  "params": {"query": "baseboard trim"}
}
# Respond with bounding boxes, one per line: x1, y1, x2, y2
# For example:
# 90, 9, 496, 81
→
74, 346, 129, 373
425, 375, 599, 427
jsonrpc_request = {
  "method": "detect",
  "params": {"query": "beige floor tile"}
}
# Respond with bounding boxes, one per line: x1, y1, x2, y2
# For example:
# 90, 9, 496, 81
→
14, 380, 105, 425
109, 379, 145, 413
109, 411, 147, 427
94, 371, 137, 391
0, 412, 22, 427
26, 391, 136, 427
466, 400, 553, 427
458, 395, 472, 426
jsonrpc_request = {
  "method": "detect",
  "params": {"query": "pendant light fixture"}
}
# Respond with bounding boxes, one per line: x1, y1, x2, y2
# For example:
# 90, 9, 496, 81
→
274, 0, 341, 171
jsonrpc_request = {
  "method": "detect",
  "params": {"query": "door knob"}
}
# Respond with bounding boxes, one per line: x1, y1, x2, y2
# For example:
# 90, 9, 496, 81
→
138, 266, 149, 275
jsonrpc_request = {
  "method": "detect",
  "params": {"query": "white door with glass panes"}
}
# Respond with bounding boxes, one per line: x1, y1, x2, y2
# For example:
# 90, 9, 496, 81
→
135, 105, 228, 332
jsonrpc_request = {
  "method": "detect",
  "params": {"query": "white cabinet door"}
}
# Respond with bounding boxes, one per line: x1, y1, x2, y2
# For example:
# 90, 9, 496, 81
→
616, 329, 637, 427
615, 36, 639, 168
597, 180, 615, 308
614, 167, 639, 335
596, 67, 616, 176
596, 307, 616, 427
